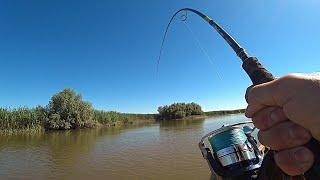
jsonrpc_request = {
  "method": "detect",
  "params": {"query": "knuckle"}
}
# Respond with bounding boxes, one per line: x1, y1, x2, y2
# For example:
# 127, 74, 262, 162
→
245, 85, 254, 102
277, 73, 300, 89
282, 73, 302, 80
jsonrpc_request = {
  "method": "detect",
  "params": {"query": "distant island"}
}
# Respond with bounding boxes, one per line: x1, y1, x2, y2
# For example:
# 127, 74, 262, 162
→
157, 102, 245, 120
0, 88, 245, 135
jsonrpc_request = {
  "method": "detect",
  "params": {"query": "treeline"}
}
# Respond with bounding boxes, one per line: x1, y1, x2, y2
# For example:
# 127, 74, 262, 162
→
0, 89, 154, 134
0, 88, 246, 134
204, 109, 245, 116
157, 102, 203, 120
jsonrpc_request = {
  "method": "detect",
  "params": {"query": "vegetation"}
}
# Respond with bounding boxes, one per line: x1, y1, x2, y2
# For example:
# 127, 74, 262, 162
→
45, 89, 96, 130
157, 102, 203, 120
204, 109, 245, 116
0, 88, 155, 134
0, 107, 45, 134
0, 88, 245, 134
94, 110, 129, 126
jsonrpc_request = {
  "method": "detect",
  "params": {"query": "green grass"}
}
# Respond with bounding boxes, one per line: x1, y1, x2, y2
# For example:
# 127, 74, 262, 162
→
0, 107, 45, 135
0, 88, 244, 135
0, 107, 245, 135
0, 108, 156, 134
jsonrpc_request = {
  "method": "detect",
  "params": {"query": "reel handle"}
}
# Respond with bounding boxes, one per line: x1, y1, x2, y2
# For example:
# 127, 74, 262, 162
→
242, 57, 320, 179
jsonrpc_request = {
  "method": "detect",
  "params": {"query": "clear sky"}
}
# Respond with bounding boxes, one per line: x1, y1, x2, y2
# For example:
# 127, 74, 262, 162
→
0, 0, 319, 113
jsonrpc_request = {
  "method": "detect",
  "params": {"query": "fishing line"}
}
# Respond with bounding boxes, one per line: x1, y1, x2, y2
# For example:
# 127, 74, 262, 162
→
157, 10, 222, 81
156, 11, 180, 75
182, 20, 223, 81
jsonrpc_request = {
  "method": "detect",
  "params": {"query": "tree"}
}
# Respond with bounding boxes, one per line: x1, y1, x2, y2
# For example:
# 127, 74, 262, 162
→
157, 102, 203, 120
45, 88, 96, 130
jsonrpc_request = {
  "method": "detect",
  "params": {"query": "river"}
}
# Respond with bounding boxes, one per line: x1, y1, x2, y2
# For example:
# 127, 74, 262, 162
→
0, 114, 250, 180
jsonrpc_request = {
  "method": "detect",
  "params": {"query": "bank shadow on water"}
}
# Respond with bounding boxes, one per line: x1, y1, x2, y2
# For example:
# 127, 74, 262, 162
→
0, 123, 160, 179
0, 122, 156, 149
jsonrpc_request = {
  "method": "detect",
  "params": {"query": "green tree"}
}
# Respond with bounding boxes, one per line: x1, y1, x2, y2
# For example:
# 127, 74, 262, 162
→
46, 88, 96, 130
157, 102, 203, 120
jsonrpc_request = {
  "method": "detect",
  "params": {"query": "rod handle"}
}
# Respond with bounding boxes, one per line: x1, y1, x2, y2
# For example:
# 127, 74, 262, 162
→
242, 57, 275, 85
242, 57, 320, 179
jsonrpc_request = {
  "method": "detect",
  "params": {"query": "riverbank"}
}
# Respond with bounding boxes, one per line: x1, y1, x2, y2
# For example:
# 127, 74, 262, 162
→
0, 109, 245, 135
162, 109, 245, 121
0, 108, 244, 135
204, 109, 245, 116
0, 108, 156, 135
0, 88, 245, 135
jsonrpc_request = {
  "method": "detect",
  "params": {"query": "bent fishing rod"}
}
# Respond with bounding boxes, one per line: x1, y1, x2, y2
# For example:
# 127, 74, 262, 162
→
159, 8, 320, 179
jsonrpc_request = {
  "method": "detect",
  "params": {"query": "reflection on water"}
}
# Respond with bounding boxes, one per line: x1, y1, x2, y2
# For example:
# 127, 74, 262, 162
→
0, 114, 249, 180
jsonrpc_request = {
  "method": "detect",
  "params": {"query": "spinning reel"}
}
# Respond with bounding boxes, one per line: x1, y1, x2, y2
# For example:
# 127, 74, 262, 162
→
199, 122, 264, 180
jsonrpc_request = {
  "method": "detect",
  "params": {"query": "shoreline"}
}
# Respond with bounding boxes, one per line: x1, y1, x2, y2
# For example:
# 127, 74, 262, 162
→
0, 110, 245, 135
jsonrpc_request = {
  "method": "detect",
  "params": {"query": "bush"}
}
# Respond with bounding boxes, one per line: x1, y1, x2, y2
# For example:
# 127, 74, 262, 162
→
157, 102, 203, 120
0, 88, 159, 134
94, 110, 129, 126
0, 107, 45, 134
45, 88, 96, 130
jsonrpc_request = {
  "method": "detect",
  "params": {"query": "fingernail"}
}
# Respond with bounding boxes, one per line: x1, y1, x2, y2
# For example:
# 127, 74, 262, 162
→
270, 109, 281, 122
294, 148, 311, 163
289, 125, 310, 140
289, 126, 296, 139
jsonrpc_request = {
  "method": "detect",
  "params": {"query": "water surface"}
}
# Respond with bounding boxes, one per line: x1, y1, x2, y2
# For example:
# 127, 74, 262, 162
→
0, 114, 249, 180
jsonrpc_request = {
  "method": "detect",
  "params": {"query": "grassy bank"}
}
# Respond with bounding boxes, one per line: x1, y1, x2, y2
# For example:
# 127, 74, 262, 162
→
0, 89, 244, 135
0, 107, 244, 135
0, 107, 46, 135
94, 111, 156, 127
204, 109, 245, 116
0, 89, 157, 135
0, 108, 156, 135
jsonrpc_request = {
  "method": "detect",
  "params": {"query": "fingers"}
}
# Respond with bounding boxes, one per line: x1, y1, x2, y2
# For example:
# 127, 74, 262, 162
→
252, 107, 287, 130
274, 146, 314, 176
258, 121, 311, 151
245, 85, 254, 103
245, 74, 301, 117
245, 80, 280, 117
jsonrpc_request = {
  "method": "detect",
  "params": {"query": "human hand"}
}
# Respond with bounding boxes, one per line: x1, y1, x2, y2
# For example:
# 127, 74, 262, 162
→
245, 73, 320, 176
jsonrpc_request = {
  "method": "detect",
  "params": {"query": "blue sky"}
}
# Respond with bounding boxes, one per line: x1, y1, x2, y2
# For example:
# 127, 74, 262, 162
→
0, 0, 319, 113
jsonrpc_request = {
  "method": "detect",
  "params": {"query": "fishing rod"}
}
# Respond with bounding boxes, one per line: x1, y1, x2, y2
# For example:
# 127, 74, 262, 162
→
159, 8, 320, 179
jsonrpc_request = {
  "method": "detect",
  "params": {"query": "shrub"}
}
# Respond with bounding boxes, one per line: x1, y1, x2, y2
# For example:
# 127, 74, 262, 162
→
157, 102, 203, 120
45, 88, 96, 130
94, 110, 129, 126
0, 107, 45, 134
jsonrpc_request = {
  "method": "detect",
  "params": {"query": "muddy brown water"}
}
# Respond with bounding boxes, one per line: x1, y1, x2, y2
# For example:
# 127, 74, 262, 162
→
0, 114, 249, 180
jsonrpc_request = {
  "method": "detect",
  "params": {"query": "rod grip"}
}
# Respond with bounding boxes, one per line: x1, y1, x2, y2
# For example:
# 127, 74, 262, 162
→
242, 57, 275, 85
242, 57, 320, 179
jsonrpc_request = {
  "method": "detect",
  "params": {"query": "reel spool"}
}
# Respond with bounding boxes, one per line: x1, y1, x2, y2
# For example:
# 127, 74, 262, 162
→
199, 122, 264, 180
